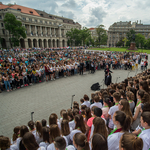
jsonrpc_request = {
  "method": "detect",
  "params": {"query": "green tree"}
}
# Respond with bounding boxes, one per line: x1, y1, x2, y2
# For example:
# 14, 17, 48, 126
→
135, 33, 145, 48
80, 27, 90, 46
4, 13, 26, 47
96, 25, 106, 46
122, 37, 128, 47
145, 38, 150, 49
126, 29, 136, 43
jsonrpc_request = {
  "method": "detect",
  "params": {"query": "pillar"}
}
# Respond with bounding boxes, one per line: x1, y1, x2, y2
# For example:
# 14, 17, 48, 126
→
35, 26, 37, 36
45, 27, 47, 36
25, 40, 28, 48
59, 40, 62, 47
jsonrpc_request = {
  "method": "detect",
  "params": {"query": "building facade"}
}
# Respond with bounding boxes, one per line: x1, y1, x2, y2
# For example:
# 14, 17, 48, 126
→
107, 21, 150, 47
0, 3, 81, 49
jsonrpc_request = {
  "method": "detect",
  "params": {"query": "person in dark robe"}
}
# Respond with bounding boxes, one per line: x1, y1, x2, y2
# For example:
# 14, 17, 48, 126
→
79, 60, 84, 75
104, 65, 113, 85
106, 72, 112, 86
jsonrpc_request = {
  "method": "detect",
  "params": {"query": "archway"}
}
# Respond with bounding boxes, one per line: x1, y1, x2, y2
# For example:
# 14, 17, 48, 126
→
20, 39, 25, 48
43, 39, 47, 48
48, 39, 51, 48
52, 39, 55, 47
1, 38, 6, 48
57, 39, 59, 47
38, 39, 42, 47
62, 40, 65, 47
28, 39, 32, 48
33, 39, 37, 47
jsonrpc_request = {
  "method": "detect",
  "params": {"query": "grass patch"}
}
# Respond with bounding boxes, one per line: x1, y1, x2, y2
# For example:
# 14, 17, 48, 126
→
90, 47, 150, 54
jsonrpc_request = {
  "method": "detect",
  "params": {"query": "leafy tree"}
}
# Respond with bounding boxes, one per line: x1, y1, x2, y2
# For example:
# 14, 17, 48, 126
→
145, 38, 150, 49
122, 37, 128, 47
116, 38, 124, 47
80, 27, 90, 46
126, 29, 136, 43
96, 25, 106, 46
135, 33, 145, 48
4, 13, 26, 47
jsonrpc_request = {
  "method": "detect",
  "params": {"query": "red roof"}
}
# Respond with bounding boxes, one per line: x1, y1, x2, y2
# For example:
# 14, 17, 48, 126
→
89, 28, 95, 30
0, 4, 40, 17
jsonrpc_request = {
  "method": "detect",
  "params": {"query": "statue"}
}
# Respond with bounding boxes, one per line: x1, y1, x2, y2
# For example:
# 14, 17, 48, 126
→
132, 34, 135, 42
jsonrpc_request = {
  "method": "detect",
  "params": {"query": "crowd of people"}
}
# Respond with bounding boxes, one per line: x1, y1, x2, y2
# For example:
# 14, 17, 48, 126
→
0, 48, 148, 92
0, 54, 150, 149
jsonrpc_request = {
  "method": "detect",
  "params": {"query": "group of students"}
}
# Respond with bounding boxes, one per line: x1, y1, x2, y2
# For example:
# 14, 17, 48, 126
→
1, 67, 150, 149
0, 47, 148, 92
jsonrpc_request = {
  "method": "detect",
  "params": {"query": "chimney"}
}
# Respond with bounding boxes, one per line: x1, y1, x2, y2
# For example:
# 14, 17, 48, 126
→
140, 20, 141, 24
0, 2, 2, 4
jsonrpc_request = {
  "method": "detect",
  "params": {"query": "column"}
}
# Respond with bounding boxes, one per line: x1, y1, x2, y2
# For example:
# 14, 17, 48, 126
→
50, 28, 51, 37
35, 26, 37, 36
59, 40, 62, 47
54, 28, 56, 37
40, 26, 42, 36
29, 25, 31, 35
45, 27, 47, 37
65, 41, 67, 47
58, 28, 61, 37
24, 40, 28, 48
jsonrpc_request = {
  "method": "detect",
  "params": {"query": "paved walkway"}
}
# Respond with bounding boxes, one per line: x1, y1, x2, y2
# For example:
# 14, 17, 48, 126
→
0, 54, 150, 139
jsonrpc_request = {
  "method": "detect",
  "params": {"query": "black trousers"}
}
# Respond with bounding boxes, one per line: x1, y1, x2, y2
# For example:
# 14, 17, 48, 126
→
80, 68, 83, 75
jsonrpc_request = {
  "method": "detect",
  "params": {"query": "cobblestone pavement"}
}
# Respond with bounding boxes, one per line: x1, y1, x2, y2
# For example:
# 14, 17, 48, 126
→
0, 54, 150, 139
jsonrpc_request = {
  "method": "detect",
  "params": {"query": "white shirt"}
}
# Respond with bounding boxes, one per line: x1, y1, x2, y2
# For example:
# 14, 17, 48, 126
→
39, 142, 49, 149
70, 129, 82, 142
37, 147, 46, 150
107, 132, 123, 150
90, 102, 102, 110
32, 130, 43, 144
139, 128, 150, 150
47, 144, 75, 150
16, 137, 22, 150
69, 120, 75, 130
108, 105, 119, 128
81, 101, 90, 108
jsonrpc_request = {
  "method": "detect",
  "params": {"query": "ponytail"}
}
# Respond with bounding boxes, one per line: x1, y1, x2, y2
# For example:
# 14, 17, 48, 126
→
115, 111, 131, 132
120, 132, 143, 150
12, 126, 20, 142
73, 133, 90, 150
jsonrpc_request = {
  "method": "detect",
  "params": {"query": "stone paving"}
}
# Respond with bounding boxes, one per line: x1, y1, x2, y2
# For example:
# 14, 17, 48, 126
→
0, 54, 150, 139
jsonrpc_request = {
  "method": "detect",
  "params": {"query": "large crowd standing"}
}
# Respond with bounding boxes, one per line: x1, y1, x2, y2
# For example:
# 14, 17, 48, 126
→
1, 63, 150, 150
0, 48, 148, 92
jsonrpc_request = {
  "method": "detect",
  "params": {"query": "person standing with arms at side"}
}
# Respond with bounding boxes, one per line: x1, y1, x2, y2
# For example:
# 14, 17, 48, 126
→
80, 60, 84, 75
104, 65, 113, 85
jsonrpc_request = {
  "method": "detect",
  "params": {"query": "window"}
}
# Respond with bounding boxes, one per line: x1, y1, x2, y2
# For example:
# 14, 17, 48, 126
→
40, 14, 43, 17
35, 19, 37, 22
45, 21, 47, 24
0, 15, 2, 19
17, 8, 21, 11
23, 17, 26, 21
30, 11, 33, 14
49, 22, 51, 24
29, 18, 32, 22
2, 29, 5, 34
1, 23, 3, 27
40, 20, 42, 23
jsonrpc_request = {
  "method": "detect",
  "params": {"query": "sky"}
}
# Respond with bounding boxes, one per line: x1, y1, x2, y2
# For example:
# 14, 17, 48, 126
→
2, 0, 150, 30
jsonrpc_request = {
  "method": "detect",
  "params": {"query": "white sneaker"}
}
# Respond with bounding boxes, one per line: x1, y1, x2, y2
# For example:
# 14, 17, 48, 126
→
51, 78, 53, 81
65, 76, 66, 78
21, 85, 24, 88
53, 78, 55, 81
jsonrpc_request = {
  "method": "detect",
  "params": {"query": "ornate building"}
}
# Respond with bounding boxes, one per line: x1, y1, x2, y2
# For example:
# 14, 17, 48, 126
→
0, 2, 81, 48
107, 21, 150, 47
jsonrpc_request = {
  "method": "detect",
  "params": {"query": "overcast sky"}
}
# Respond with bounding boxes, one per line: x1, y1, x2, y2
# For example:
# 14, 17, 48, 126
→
2, 0, 150, 30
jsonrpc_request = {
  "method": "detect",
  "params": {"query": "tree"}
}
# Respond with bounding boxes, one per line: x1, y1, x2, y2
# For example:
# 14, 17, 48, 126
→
145, 38, 150, 49
96, 25, 106, 46
126, 29, 136, 43
80, 27, 90, 46
122, 37, 128, 47
135, 33, 145, 48
4, 13, 26, 47
66, 27, 90, 46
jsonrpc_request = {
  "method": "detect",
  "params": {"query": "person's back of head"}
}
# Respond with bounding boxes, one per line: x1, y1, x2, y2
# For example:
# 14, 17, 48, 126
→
94, 107, 102, 117
120, 132, 143, 150
54, 137, 66, 150
0, 136, 10, 150
22, 132, 39, 150
41, 119, 47, 127
28, 120, 35, 130
92, 133, 108, 150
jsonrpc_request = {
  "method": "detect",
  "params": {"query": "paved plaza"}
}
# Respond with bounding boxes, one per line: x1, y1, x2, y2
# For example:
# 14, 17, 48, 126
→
0, 54, 150, 139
